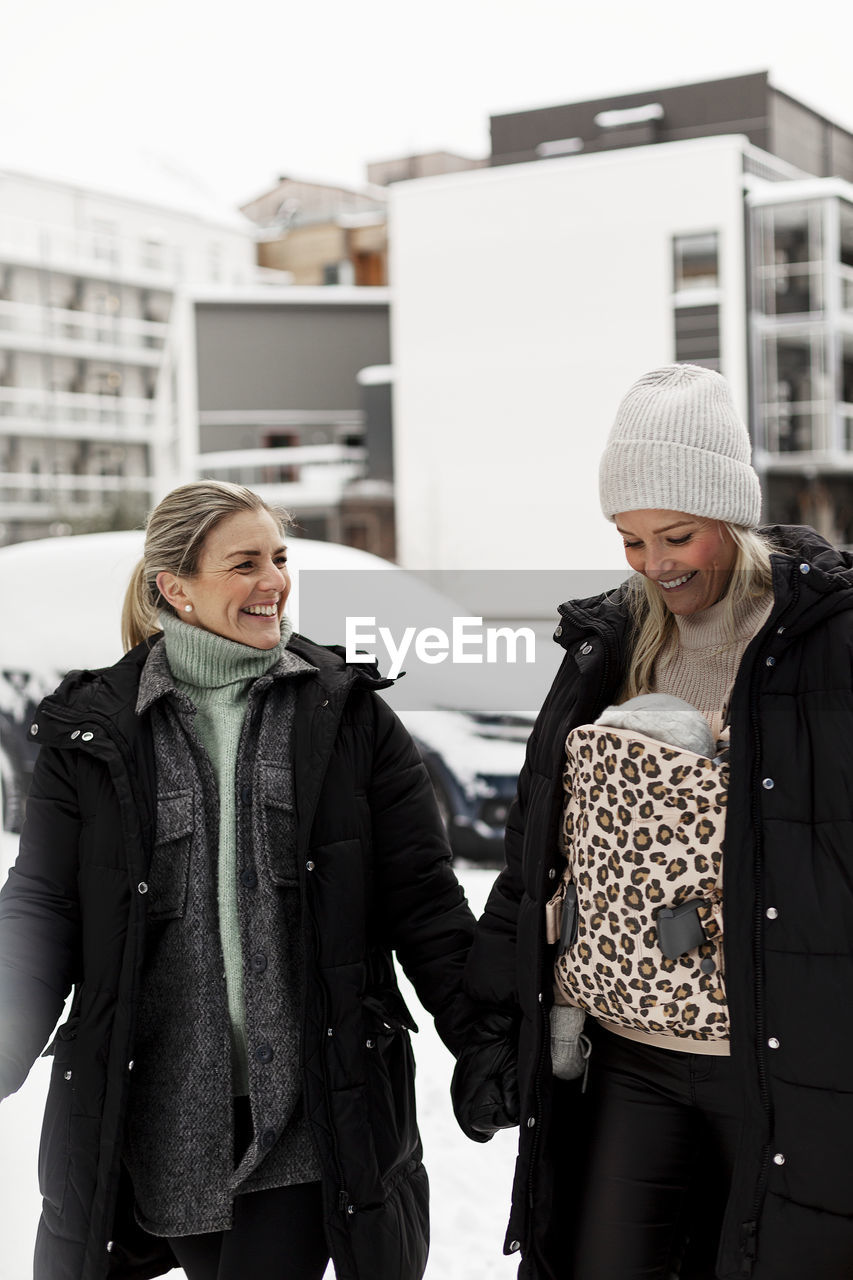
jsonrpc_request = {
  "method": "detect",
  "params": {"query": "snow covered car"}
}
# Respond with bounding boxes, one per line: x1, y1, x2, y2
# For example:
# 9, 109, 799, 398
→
0, 530, 526, 863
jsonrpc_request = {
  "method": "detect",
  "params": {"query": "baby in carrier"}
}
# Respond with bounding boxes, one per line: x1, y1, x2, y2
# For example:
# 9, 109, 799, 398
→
594, 691, 716, 757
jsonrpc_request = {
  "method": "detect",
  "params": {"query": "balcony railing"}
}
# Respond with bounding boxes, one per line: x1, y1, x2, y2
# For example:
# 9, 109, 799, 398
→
197, 444, 366, 507
0, 299, 168, 363
0, 470, 153, 518
0, 386, 159, 441
0, 213, 181, 287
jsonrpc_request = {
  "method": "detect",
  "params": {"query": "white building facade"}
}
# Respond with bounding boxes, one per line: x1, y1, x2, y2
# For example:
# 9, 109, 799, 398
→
389, 135, 771, 573
0, 168, 255, 544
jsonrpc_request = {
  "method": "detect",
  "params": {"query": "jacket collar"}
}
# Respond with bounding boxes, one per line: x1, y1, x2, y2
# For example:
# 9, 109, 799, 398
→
34, 630, 395, 746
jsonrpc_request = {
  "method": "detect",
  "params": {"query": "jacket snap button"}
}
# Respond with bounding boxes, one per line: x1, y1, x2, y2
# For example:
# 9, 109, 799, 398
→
579, 642, 592, 655
137, 882, 148, 894
766, 907, 779, 920
777, 625, 786, 634
548, 868, 557, 880
700, 956, 715, 974
509, 1240, 521, 1253
70, 730, 80, 740
251, 953, 268, 974
346, 1204, 356, 1215
106, 1241, 114, 1253
766, 656, 776, 667
768, 1037, 780, 1049
321, 699, 329, 707
255, 1043, 274, 1063
327, 1027, 334, 1037
799, 563, 810, 574
30, 724, 38, 736
527, 1116, 536, 1128
63, 1069, 72, 1081
762, 778, 774, 790
366, 1039, 375, 1049
81, 731, 94, 741
773, 1152, 786, 1165
128, 1060, 135, 1071
306, 860, 315, 871
554, 626, 562, 637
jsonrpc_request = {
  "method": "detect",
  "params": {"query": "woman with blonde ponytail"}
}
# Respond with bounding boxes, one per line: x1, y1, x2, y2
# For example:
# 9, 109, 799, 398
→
455, 364, 853, 1279
0, 480, 475, 1280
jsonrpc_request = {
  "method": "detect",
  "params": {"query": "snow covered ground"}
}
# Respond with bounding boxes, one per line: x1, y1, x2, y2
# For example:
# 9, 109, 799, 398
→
0, 834, 519, 1280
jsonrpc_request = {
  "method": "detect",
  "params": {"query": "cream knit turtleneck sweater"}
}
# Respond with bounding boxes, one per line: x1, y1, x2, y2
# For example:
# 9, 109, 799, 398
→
653, 589, 773, 738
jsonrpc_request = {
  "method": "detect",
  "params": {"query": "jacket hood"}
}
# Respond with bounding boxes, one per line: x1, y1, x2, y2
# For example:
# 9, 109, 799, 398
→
32, 642, 152, 750
554, 581, 633, 668
762, 524, 853, 637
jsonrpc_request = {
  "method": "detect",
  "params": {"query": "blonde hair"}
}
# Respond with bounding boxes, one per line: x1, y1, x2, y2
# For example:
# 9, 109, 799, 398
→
620, 525, 775, 700
121, 480, 289, 652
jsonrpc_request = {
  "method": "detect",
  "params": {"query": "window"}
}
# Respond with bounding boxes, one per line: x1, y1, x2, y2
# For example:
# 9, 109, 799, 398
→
91, 220, 118, 266
261, 431, 299, 483
841, 203, 853, 313
759, 332, 830, 454
673, 234, 719, 292
672, 234, 721, 368
208, 242, 223, 283
141, 239, 165, 272
752, 202, 824, 317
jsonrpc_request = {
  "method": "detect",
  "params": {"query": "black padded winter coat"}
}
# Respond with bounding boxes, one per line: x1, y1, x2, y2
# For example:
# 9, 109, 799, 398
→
0, 634, 475, 1280
456, 526, 853, 1280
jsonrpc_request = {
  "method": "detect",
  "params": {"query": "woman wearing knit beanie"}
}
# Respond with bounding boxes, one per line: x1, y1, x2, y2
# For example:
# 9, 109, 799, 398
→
0, 480, 476, 1280
454, 364, 853, 1278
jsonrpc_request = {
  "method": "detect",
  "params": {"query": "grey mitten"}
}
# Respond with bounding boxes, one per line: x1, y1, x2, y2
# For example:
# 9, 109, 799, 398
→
550, 1005, 591, 1081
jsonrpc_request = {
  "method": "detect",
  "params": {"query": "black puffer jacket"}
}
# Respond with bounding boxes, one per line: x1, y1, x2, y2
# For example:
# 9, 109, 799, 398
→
0, 634, 475, 1280
458, 527, 853, 1280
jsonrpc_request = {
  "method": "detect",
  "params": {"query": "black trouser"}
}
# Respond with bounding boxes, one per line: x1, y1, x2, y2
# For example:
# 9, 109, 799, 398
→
569, 1024, 742, 1280
169, 1180, 329, 1280
167, 1098, 329, 1280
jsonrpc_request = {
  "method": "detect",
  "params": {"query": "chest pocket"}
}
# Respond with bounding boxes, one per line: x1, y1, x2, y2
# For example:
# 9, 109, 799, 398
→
148, 790, 194, 921
257, 762, 298, 887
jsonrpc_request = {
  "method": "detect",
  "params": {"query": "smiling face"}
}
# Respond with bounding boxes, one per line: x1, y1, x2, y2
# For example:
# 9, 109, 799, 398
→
156, 508, 290, 649
614, 509, 738, 616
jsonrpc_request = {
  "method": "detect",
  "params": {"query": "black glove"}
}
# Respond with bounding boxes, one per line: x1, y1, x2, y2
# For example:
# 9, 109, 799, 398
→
451, 1012, 520, 1143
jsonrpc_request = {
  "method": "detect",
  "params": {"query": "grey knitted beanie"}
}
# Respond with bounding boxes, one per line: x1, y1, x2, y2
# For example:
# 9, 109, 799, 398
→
598, 364, 762, 527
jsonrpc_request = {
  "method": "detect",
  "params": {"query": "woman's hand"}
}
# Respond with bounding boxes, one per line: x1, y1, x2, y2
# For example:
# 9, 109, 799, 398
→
450, 1011, 519, 1143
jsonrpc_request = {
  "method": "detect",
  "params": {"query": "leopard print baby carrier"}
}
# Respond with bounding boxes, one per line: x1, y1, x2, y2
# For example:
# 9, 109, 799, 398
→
548, 724, 729, 1043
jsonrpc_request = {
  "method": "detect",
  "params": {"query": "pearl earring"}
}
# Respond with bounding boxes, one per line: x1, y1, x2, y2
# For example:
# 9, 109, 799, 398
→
184, 604, 193, 613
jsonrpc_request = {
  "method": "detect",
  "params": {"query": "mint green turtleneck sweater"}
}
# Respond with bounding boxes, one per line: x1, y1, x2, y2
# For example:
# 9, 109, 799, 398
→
159, 610, 294, 1093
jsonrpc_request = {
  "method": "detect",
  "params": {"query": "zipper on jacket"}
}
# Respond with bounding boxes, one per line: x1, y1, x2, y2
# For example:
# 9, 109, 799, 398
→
742, 567, 801, 1254
522, 636, 616, 1251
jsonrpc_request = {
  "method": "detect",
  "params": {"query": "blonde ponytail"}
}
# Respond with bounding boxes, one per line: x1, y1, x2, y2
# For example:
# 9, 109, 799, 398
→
121, 558, 161, 652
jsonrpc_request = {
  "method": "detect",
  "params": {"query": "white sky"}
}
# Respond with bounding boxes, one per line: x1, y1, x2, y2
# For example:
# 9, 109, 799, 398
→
2, 0, 852, 214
